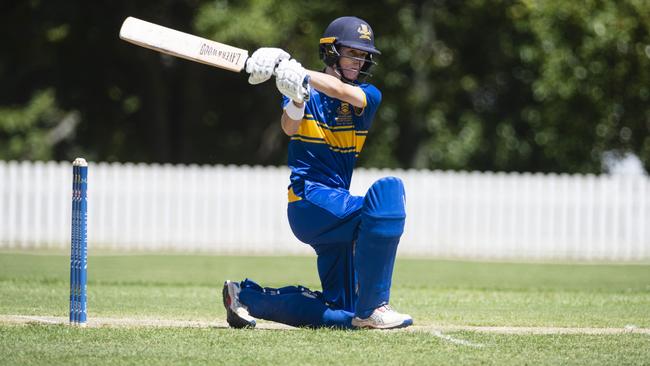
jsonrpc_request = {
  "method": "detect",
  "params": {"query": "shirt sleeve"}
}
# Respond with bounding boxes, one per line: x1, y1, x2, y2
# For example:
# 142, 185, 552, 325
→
356, 83, 382, 130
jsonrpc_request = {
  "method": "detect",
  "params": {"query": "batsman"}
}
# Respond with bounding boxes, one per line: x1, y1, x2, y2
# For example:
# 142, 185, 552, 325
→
223, 16, 412, 330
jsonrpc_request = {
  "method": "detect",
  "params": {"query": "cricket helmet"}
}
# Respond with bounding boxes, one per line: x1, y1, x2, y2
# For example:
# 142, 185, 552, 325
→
319, 16, 380, 81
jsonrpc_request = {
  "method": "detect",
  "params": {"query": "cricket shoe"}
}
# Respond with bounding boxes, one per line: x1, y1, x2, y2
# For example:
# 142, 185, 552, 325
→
351, 305, 413, 329
222, 280, 256, 329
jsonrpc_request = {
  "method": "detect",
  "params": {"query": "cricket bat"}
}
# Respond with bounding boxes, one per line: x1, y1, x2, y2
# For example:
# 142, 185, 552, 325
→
119, 16, 249, 72
119, 17, 309, 101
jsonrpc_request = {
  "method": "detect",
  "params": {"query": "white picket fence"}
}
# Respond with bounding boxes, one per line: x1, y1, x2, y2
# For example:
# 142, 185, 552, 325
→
0, 160, 648, 260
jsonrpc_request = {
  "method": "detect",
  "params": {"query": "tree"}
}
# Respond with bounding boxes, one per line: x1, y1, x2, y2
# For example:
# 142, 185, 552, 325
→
1, 0, 648, 173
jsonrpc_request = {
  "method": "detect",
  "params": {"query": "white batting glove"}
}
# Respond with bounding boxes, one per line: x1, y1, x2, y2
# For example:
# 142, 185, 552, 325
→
275, 59, 311, 103
245, 47, 290, 85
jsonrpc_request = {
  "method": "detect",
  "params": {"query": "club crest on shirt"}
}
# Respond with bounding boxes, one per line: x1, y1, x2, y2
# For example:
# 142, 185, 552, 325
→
335, 102, 353, 124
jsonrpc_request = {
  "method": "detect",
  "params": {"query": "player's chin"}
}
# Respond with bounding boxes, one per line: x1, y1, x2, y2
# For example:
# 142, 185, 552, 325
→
342, 70, 360, 81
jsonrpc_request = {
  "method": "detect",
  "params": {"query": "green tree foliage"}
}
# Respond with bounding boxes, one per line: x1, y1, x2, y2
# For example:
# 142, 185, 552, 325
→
0, 89, 77, 160
0, 0, 648, 173
364, 0, 650, 172
523, 0, 650, 173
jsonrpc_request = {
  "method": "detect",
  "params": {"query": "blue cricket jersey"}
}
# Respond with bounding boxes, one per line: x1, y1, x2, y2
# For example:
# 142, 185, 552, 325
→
282, 83, 382, 201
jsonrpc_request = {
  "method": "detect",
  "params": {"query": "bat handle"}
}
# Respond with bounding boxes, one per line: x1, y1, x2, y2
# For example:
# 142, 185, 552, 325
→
302, 75, 311, 102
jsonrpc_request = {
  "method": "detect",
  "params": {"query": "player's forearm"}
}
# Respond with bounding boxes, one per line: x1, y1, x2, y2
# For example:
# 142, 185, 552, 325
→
281, 108, 302, 136
306, 70, 366, 108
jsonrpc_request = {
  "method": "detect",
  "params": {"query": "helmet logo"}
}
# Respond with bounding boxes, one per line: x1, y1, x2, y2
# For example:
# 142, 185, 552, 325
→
357, 24, 372, 40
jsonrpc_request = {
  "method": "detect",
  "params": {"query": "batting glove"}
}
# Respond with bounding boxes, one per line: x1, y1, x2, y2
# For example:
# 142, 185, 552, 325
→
245, 48, 290, 85
275, 59, 311, 103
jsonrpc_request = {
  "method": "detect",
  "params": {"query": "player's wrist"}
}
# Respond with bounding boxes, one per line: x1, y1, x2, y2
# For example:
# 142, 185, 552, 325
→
284, 100, 305, 120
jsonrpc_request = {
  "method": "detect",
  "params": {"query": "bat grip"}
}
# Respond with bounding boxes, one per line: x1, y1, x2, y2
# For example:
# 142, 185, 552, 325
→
302, 75, 311, 102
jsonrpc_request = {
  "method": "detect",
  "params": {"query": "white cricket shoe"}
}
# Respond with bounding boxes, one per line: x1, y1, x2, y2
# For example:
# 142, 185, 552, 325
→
352, 305, 413, 329
222, 280, 256, 329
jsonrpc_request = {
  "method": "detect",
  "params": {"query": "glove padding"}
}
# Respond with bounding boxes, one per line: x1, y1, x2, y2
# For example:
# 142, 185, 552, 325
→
275, 59, 310, 103
245, 47, 290, 85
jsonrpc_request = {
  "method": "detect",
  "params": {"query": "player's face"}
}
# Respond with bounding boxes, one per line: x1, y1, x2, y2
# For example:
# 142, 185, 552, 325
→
339, 47, 368, 80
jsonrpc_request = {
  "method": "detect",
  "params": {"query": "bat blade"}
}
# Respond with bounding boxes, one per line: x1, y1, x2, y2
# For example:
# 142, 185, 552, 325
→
119, 17, 248, 72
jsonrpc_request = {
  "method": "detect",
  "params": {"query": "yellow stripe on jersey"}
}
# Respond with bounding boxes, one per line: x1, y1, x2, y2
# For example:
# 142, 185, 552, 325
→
304, 115, 354, 130
291, 135, 326, 144
355, 132, 367, 153
322, 123, 355, 131
298, 118, 355, 148
307, 117, 355, 131
291, 117, 369, 155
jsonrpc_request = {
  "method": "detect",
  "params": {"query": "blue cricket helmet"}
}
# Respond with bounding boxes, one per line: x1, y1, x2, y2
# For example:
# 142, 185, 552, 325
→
320, 16, 380, 55
319, 16, 380, 81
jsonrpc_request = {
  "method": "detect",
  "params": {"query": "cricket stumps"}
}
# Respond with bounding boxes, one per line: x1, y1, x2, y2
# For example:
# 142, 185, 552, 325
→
70, 158, 88, 326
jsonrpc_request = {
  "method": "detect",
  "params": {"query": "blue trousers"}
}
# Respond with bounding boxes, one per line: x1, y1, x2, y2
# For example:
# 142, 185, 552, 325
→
238, 177, 406, 328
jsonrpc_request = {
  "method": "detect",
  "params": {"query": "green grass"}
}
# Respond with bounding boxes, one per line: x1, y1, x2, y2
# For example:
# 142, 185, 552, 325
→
2, 326, 649, 365
1, 251, 650, 365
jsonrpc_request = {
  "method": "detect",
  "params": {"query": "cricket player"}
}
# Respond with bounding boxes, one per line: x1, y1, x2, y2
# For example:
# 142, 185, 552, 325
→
222, 16, 411, 329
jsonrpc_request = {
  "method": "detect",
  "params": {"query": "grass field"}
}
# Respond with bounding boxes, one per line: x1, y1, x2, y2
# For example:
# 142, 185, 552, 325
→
1, 251, 649, 365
